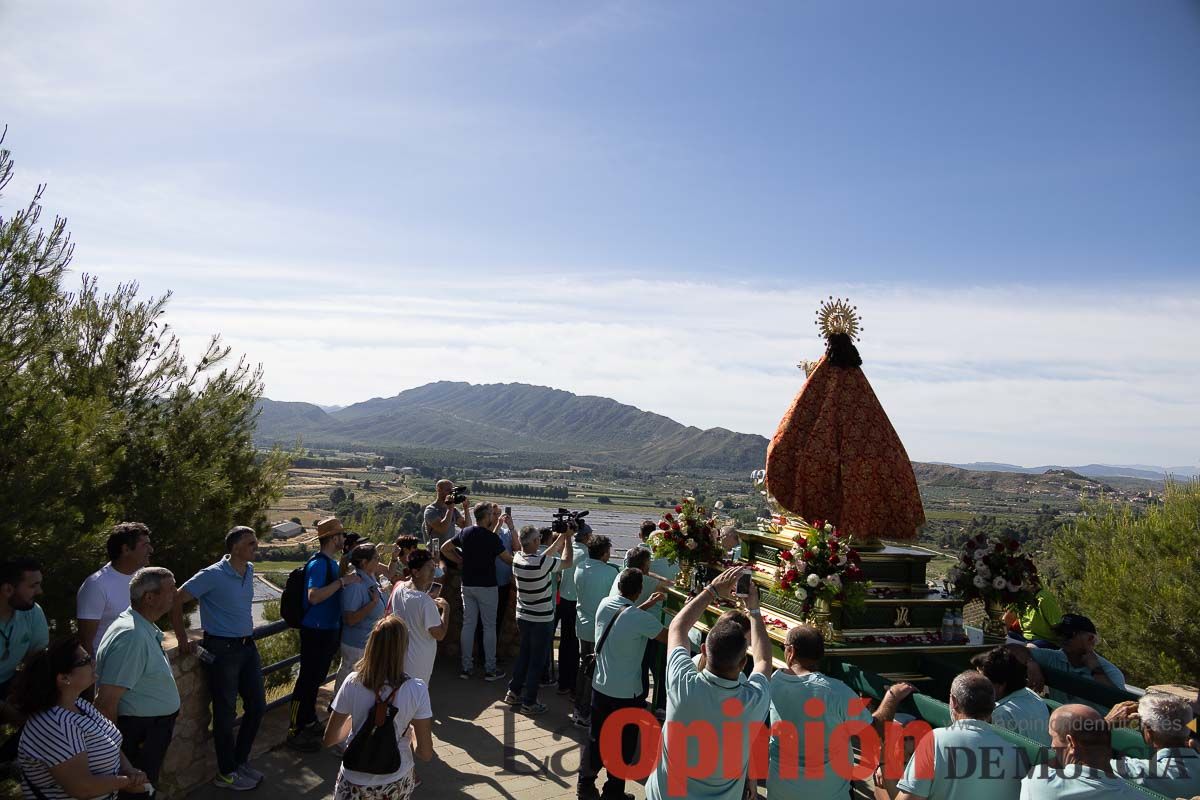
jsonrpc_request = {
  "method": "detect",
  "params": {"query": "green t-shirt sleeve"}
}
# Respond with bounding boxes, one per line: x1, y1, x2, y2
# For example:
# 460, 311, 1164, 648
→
98, 631, 147, 690
30, 605, 49, 652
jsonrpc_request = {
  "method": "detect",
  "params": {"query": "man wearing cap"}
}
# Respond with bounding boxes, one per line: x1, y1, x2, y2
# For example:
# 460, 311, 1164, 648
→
172, 526, 267, 791
1009, 614, 1125, 691
288, 517, 359, 752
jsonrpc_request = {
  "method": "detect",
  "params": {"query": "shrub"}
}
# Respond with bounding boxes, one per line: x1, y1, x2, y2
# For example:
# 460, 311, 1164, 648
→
1050, 480, 1200, 686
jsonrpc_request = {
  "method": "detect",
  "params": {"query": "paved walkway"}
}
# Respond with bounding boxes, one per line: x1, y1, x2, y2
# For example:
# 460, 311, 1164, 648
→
187, 660, 647, 800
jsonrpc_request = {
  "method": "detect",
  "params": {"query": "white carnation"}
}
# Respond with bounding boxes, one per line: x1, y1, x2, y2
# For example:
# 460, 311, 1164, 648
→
793, 586, 808, 601
992, 577, 1007, 590
976, 564, 991, 580
824, 523, 834, 532
825, 574, 842, 590
972, 575, 988, 589
806, 573, 821, 588
685, 539, 698, 550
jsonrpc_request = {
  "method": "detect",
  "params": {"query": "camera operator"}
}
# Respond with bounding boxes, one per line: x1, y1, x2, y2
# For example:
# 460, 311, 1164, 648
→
422, 480, 470, 546
554, 517, 591, 701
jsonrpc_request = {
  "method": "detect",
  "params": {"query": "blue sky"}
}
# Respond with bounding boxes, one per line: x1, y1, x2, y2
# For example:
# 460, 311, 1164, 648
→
2, 1, 1198, 466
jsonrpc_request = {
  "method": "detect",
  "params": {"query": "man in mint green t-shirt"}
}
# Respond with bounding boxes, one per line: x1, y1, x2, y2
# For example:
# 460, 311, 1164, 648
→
893, 672, 1025, 800
769, 624, 913, 800
96, 567, 182, 795
572, 535, 620, 725
580, 568, 668, 799
645, 566, 773, 800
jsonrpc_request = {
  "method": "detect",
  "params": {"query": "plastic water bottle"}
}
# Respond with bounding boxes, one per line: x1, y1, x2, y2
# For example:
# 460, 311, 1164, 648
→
953, 610, 965, 643
940, 611, 954, 643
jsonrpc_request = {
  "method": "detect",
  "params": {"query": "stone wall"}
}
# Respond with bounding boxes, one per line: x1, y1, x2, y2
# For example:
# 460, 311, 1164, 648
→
437, 565, 520, 664
158, 633, 217, 797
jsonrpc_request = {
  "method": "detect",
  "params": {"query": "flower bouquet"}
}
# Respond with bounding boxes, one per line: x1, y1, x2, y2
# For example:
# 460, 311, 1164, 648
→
947, 533, 1040, 636
647, 497, 726, 588
774, 520, 870, 617
947, 533, 1040, 606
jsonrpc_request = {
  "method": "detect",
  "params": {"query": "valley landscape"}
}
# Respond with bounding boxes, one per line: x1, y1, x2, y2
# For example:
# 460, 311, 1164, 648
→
255, 381, 1186, 580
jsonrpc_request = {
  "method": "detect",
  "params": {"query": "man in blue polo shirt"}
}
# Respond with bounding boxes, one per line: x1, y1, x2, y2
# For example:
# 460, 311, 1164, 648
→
97, 567, 181, 798
172, 526, 267, 791
288, 516, 357, 751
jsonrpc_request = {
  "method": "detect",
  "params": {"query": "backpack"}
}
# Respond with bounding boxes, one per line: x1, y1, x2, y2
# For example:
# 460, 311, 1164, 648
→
342, 677, 409, 775
281, 553, 336, 628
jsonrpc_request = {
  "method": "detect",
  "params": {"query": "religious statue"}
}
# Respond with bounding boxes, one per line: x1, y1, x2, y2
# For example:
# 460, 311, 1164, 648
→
764, 298, 926, 546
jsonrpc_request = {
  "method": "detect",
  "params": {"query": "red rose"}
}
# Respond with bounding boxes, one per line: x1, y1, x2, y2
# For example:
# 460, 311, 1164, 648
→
785, 568, 798, 581
812, 519, 824, 530
805, 549, 816, 560
658, 521, 669, 531
674, 505, 683, 513
829, 542, 839, 555
672, 523, 681, 531
664, 513, 673, 521
779, 550, 793, 562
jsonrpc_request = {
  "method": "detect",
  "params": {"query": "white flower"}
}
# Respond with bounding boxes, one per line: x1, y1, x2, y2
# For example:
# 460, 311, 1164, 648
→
972, 575, 988, 589
992, 577, 1007, 590
806, 573, 821, 588
824, 523, 834, 532
976, 564, 991, 580
793, 586, 808, 601
825, 574, 842, 590
685, 539, 698, 550
796, 560, 807, 572
838, 554, 848, 566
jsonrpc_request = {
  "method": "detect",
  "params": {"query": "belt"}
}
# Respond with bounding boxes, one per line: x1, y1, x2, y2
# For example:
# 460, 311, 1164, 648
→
203, 633, 254, 645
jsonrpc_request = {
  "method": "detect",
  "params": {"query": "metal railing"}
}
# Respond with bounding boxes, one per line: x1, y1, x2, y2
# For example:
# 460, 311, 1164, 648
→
229, 619, 337, 723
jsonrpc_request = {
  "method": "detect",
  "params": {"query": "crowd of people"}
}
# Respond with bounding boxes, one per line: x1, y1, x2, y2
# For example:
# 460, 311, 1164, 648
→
1, 482, 1198, 800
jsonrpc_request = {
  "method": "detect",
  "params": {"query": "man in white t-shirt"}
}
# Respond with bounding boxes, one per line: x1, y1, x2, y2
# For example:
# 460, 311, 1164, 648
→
389, 550, 448, 684
76, 522, 154, 655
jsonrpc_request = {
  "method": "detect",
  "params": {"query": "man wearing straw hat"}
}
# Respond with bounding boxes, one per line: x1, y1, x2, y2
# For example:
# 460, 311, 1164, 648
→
287, 516, 360, 752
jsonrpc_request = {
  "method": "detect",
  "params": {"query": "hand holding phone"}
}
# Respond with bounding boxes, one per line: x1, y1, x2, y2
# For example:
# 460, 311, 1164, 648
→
429, 582, 442, 599
735, 568, 753, 598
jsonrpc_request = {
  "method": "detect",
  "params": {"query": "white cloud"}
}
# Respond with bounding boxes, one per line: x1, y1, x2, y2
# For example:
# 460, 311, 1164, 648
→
80, 264, 1199, 468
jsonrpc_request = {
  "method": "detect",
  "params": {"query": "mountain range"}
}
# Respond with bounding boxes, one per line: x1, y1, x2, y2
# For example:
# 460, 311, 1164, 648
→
254, 381, 1196, 478
254, 381, 769, 470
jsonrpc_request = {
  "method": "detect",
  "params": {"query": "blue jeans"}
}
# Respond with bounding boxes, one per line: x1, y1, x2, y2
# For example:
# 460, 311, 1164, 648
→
461, 585, 499, 672
202, 636, 266, 776
509, 619, 554, 705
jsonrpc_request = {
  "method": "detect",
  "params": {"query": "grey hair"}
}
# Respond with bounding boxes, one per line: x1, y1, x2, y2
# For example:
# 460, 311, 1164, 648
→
950, 670, 995, 719
519, 525, 541, 549
129, 566, 175, 603
1139, 693, 1193, 744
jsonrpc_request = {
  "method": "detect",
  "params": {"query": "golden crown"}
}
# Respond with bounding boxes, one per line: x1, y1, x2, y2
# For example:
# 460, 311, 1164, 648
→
815, 296, 862, 340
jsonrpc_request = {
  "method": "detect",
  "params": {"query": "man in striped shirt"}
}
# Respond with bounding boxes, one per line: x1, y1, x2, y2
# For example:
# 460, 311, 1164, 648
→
504, 524, 574, 715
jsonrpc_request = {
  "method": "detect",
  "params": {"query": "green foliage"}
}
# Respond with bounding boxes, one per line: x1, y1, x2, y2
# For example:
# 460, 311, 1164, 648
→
330, 486, 347, 506
469, 479, 568, 500
1050, 480, 1200, 686
0, 136, 292, 630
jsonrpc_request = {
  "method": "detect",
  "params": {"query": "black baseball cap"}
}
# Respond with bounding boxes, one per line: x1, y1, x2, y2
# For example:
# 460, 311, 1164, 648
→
1052, 613, 1097, 639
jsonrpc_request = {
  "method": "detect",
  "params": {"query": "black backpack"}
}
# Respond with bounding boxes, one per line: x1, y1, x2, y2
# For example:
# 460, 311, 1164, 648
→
342, 677, 409, 775
281, 554, 335, 628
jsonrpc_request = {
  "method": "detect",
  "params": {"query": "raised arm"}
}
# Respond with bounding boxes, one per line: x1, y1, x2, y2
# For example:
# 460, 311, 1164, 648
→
668, 566, 742, 652
745, 579, 773, 676
441, 537, 462, 566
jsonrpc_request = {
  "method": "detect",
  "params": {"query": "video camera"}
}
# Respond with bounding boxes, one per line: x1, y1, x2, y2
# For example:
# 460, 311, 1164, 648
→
448, 485, 470, 505
551, 508, 589, 534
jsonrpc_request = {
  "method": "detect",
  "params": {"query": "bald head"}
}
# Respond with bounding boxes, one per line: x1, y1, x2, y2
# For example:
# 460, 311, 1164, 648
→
1049, 704, 1111, 766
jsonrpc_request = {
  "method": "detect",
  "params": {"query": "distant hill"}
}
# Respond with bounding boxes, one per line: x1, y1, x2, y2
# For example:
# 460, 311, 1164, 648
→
937, 461, 1198, 480
254, 382, 770, 471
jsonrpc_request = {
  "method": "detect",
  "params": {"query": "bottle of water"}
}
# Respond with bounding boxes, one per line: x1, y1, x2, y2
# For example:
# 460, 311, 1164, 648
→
953, 609, 965, 643
940, 610, 953, 643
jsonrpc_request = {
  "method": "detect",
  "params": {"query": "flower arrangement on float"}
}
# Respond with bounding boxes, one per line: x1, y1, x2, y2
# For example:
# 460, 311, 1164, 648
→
947, 532, 1040, 636
647, 497, 726, 588
774, 519, 870, 615
947, 533, 1040, 606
